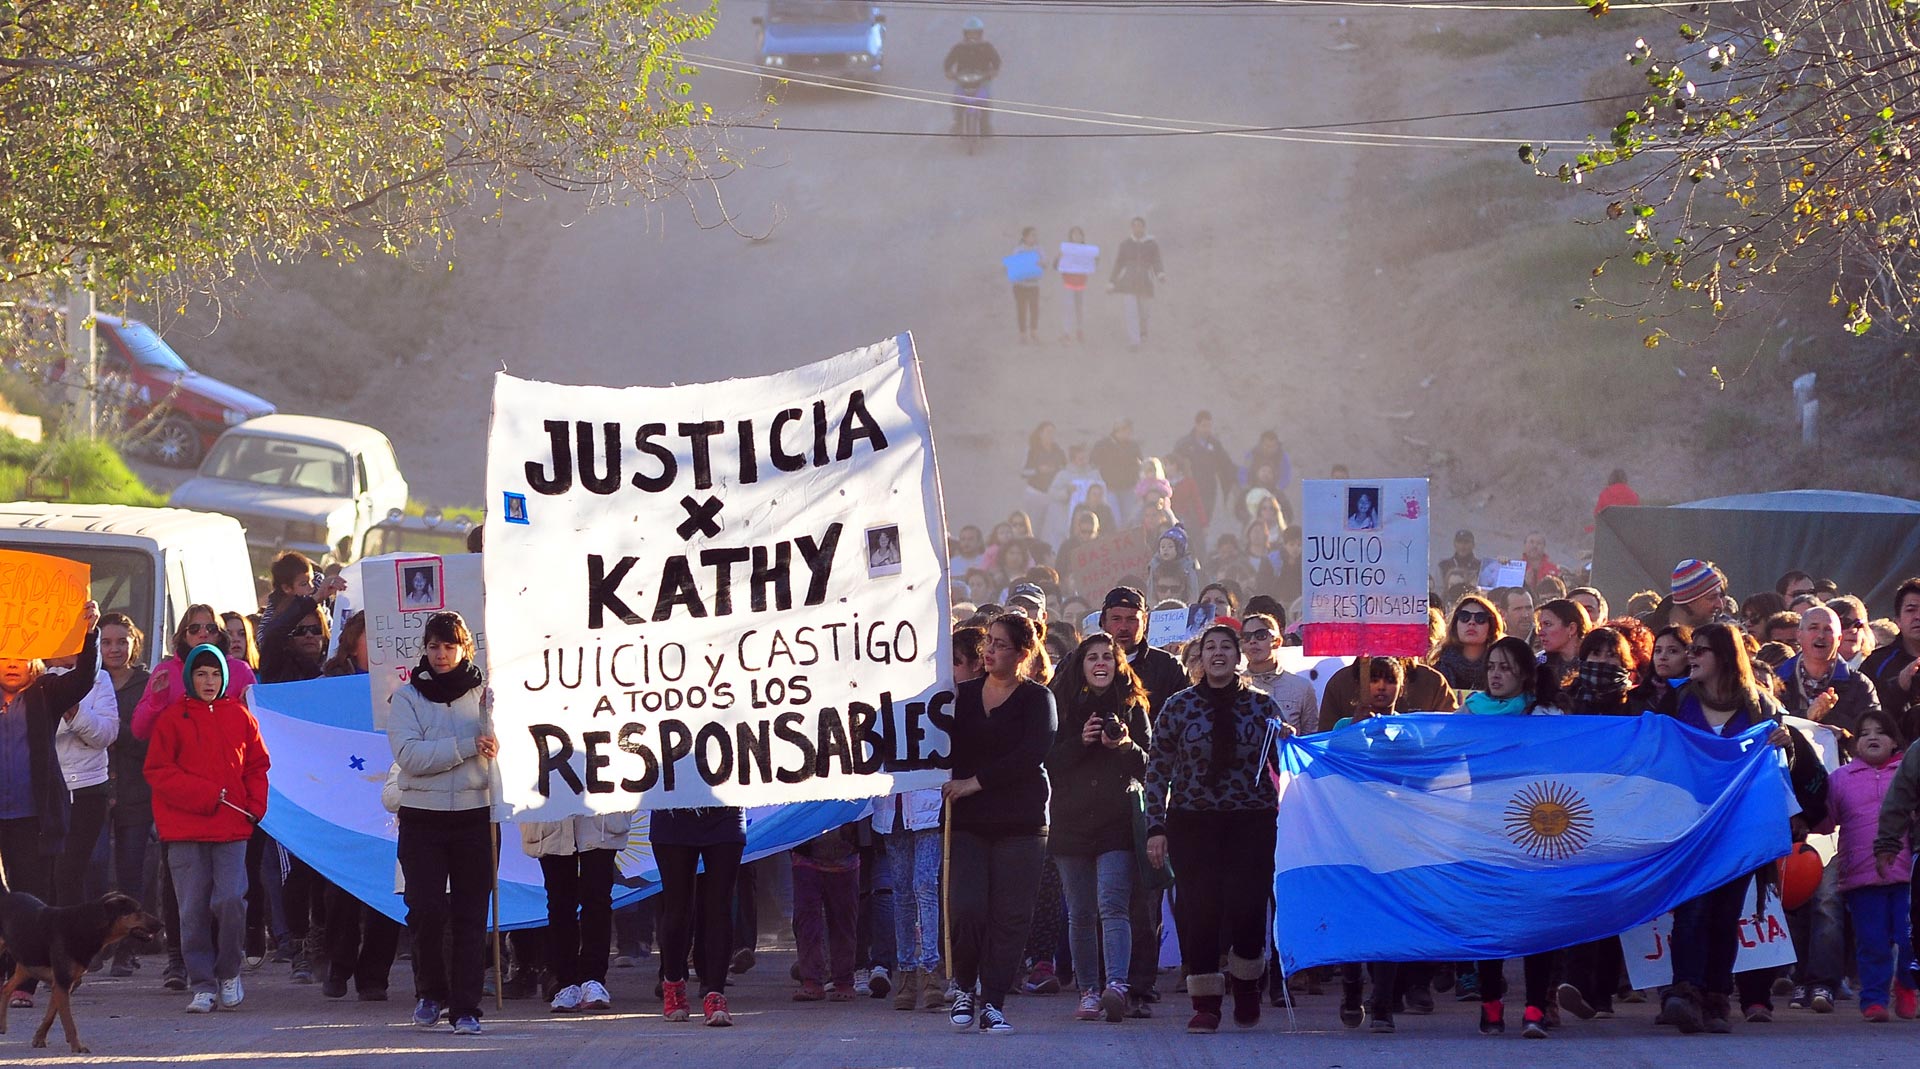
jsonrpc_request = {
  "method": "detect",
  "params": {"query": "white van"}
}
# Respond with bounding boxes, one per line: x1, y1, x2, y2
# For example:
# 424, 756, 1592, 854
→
0, 503, 257, 668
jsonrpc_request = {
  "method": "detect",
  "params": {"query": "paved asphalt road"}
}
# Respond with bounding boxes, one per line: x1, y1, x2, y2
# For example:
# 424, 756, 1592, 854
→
9, 949, 1914, 1068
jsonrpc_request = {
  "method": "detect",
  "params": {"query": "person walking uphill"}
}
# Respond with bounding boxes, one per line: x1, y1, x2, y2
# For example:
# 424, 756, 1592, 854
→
945, 613, 1056, 1036
145, 642, 270, 1014
522, 808, 631, 1014
1109, 217, 1164, 349
1145, 625, 1289, 1034
1046, 633, 1152, 1024
387, 611, 500, 1037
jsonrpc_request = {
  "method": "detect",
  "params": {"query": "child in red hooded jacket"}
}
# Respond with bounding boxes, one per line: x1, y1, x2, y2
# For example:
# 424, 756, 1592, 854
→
145, 643, 270, 1015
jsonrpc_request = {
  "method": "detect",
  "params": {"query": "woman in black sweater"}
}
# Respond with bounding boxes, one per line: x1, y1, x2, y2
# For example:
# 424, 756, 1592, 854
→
1045, 633, 1150, 1023
943, 613, 1056, 1036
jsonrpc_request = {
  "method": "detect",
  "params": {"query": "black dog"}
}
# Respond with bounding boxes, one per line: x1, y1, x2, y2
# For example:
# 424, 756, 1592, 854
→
0, 891, 163, 1054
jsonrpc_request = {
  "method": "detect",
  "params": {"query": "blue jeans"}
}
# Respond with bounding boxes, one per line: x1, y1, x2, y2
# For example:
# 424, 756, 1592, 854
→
1055, 850, 1133, 990
167, 840, 249, 994
885, 828, 941, 972
1789, 858, 1846, 987
1847, 883, 1916, 1007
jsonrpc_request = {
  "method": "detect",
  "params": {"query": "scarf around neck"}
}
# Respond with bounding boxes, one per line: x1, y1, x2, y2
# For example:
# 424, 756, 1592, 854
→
1199, 677, 1246, 785
411, 657, 484, 705
1462, 691, 1530, 717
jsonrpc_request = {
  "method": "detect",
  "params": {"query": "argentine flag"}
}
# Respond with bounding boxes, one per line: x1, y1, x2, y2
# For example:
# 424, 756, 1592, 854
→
249, 675, 872, 928
1273, 714, 1795, 972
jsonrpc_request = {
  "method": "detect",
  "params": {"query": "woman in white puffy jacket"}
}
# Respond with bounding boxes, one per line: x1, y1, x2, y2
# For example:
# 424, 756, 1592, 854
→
51, 653, 119, 906
521, 811, 633, 1014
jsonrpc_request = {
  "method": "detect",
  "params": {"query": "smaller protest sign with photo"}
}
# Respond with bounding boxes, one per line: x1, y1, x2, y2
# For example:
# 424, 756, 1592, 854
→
1301, 478, 1429, 657
397, 557, 445, 613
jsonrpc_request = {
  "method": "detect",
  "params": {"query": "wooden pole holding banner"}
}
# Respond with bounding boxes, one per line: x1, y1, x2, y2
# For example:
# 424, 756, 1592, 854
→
940, 796, 953, 983
490, 822, 504, 1012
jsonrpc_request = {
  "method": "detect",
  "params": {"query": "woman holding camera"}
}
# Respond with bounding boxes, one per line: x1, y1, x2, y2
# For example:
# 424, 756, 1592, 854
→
1046, 633, 1151, 1023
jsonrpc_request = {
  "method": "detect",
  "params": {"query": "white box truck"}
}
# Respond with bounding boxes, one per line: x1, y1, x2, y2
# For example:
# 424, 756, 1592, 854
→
0, 503, 258, 668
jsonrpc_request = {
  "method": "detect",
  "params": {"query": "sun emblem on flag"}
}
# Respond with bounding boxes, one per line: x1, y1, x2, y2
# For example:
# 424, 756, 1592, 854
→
1503, 781, 1595, 860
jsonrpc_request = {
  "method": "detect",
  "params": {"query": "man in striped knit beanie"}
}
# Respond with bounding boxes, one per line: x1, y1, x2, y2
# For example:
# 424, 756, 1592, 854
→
1672, 558, 1732, 628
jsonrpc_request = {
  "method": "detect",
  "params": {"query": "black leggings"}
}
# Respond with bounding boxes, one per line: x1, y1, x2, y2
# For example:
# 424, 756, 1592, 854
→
539, 849, 617, 987
1476, 953, 1557, 1011
1167, 809, 1276, 975
655, 842, 742, 996
53, 783, 110, 905
948, 829, 1048, 1007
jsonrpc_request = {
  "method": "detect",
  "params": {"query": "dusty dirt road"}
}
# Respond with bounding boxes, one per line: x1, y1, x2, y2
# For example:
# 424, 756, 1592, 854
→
176, 1, 1701, 561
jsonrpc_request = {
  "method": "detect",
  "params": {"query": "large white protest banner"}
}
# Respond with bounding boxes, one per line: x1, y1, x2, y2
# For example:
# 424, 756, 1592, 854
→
484, 335, 953, 816
1300, 478, 1430, 657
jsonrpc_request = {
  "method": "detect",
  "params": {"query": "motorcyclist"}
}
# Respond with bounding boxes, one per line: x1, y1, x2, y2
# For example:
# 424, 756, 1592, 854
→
942, 16, 1001, 135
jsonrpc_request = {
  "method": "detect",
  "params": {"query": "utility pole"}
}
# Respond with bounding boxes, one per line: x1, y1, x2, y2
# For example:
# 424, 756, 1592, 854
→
64, 260, 96, 437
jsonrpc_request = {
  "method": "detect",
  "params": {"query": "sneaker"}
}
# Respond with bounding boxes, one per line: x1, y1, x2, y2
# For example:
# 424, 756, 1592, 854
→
1812, 985, 1835, 1013
358, 987, 390, 1002
1023, 960, 1061, 995
702, 991, 732, 1027
950, 991, 977, 1030
853, 967, 872, 996
730, 947, 757, 974
613, 954, 637, 970
453, 1015, 483, 1035
186, 991, 216, 1013
290, 958, 314, 984
580, 980, 611, 1010
1770, 976, 1796, 997
1100, 983, 1129, 1023
1556, 982, 1595, 1020
1745, 1003, 1773, 1023
1074, 989, 1102, 1021
1455, 970, 1481, 1001
270, 938, 294, 964
1896, 985, 1918, 1019
322, 975, 349, 999
1127, 993, 1153, 1019
413, 999, 443, 1028
978, 1003, 1012, 1034
1369, 1012, 1395, 1033
551, 984, 584, 1013
216, 976, 243, 1009
110, 957, 136, 978
1340, 998, 1364, 1029
1665, 993, 1704, 1034
1479, 1000, 1505, 1035
1522, 1005, 1548, 1039
1403, 986, 1434, 1015
662, 980, 690, 1022
1788, 985, 1808, 1009
163, 961, 187, 991
1864, 1003, 1892, 1022
245, 953, 265, 970
868, 965, 891, 998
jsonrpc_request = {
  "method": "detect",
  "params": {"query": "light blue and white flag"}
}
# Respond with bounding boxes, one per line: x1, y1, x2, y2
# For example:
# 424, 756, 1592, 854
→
249, 676, 872, 928
1272, 714, 1795, 971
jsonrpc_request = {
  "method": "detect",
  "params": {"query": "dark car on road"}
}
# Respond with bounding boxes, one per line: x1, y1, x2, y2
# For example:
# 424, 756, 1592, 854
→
753, 0, 885, 80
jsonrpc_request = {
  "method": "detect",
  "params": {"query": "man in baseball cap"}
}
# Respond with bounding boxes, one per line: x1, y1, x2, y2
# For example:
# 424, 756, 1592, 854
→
1671, 558, 1729, 627
1007, 582, 1047, 621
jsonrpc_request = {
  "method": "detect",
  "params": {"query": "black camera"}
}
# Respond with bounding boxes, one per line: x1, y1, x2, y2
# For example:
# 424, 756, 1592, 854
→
1098, 709, 1123, 741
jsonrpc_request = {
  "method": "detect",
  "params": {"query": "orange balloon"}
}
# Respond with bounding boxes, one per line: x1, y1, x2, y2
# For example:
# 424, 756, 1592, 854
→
1778, 842, 1825, 910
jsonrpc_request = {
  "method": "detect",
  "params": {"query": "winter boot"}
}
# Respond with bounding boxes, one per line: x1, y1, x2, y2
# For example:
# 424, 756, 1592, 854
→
893, 968, 921, 1011
1186, 972, 1225, 1033
1663, 982, 1705, 1034
1227, 954, 1263, 1028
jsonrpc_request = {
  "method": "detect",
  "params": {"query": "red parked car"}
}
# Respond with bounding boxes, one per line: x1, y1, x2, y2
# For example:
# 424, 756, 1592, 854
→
67, 314, 277, 467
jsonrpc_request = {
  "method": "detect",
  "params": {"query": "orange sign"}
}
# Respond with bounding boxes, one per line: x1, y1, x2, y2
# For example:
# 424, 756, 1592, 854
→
0, 549, 91, 660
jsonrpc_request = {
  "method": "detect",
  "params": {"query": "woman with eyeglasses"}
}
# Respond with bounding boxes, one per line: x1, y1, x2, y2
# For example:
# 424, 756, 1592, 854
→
259, 572, 346, 684
1433, 595, 1504, 695
132, 605, 261, 742
1655, 623, 1794, 1034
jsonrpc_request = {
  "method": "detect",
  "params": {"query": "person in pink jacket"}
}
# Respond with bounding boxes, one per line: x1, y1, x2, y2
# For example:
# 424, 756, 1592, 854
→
132, 604, 258, 741
1822, 708, 1916, 1022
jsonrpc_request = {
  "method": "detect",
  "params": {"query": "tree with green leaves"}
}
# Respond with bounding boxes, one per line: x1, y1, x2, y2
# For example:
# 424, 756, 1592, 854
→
1527, 0, 1920, 344
1, 0, 719, 298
